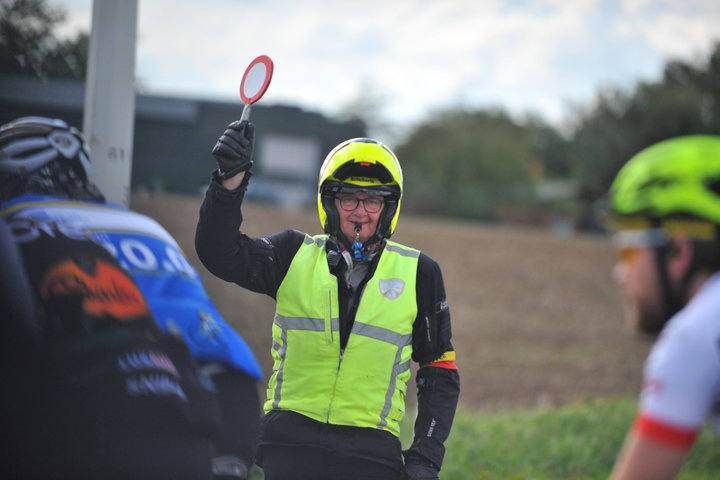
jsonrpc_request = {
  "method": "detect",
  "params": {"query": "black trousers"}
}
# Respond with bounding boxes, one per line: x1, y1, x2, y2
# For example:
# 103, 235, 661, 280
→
259, 444, 403, 480
256, 410, 404, 480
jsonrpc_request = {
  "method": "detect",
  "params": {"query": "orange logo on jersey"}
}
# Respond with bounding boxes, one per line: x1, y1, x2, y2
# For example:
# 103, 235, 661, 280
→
41, 258, 150, 320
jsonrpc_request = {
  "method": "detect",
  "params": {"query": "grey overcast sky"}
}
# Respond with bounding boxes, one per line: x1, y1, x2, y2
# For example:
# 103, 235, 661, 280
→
56, 0, 720, 138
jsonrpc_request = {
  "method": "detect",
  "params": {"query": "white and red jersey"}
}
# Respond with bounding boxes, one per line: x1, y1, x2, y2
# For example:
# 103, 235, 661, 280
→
633, 272, 720, 448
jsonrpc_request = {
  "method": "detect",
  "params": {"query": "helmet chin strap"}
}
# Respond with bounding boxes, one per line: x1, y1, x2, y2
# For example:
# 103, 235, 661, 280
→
651, 245, 689, 335
352, 223, 365, 260
332, 222, 383, 263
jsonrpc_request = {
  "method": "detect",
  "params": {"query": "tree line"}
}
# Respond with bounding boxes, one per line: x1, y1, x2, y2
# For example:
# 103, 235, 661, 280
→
0, 0, 88, 81
396, 43, 720, 227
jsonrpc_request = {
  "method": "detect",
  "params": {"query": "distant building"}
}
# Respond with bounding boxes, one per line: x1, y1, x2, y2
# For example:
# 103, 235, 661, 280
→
0, 75, 365, 206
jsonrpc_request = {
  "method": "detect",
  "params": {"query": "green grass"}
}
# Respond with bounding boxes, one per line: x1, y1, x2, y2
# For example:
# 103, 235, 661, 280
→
435, 397, 719, 480
250, 397, 718, 479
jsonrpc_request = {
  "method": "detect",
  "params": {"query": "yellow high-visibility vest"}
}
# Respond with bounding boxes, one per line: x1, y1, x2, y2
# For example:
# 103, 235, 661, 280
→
266, 234, 419, 436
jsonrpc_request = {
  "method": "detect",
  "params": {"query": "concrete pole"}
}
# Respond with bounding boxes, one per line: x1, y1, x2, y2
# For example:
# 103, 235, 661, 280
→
82, 0, 138, 206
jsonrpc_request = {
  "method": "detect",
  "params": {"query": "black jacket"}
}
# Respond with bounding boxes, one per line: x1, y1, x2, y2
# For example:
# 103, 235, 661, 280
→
195, 174, 460, 471
4, 215, 221, 479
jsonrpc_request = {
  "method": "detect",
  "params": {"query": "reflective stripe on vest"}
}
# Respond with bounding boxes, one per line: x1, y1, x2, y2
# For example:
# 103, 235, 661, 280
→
267, 234, 419, 436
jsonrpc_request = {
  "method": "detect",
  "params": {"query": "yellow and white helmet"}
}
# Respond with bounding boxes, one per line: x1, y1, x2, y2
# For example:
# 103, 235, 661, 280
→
317, 138, 403, 241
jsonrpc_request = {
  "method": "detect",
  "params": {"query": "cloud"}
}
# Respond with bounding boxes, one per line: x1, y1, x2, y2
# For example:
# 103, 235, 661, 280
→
57, 0, 720, 133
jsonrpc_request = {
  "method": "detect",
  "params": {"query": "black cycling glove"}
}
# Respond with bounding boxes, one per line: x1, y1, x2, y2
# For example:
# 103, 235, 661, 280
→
403, 456, 440, 480
212, 120, 254, 180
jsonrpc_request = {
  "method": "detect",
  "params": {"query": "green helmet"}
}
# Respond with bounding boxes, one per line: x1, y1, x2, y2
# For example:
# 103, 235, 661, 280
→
317, 138, 403, 242
607, 135, 720, 238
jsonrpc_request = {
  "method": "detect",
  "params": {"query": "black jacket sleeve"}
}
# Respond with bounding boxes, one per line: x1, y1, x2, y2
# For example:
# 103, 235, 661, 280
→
195, 173, 304, 298
404, 252, 460, 471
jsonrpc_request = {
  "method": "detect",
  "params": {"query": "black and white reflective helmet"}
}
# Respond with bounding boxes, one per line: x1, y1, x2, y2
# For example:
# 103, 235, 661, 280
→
0, 116, 91, 180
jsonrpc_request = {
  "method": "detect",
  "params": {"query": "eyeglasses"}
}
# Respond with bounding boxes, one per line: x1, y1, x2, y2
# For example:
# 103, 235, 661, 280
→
337, 195, 384, 213
612, 228, 669, 264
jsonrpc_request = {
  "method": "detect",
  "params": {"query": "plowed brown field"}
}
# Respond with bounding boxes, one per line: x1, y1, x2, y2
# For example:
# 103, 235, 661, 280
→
132, 193, 651, 412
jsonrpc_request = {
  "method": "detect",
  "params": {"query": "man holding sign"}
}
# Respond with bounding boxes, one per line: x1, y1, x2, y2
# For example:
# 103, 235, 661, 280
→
196, 119, 460, 479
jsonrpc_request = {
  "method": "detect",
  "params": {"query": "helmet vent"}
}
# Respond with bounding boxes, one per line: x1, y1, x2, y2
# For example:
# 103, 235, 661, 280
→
707, 177, 720, 196
332, 160, 394, 185
636, 177, 675, 193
